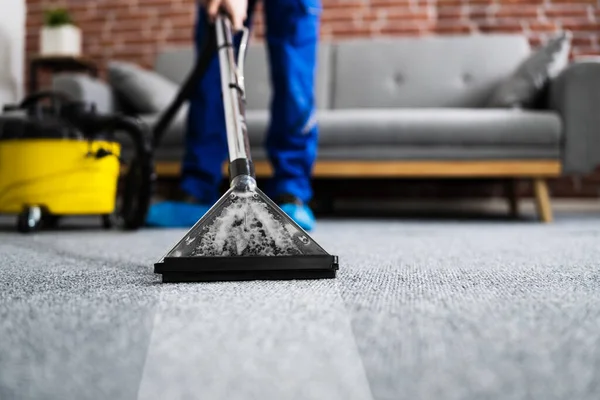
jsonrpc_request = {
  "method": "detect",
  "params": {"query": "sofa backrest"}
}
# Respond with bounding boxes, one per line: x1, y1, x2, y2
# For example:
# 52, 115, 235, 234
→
154, 33, 531, 111
154, 42, 333, 111
331, 34, 531, 109
154, 47, 194, 87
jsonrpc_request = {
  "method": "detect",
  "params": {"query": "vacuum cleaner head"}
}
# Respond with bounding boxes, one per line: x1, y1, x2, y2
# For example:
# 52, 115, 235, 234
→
154, 175, 338, 282
153, 14, 338, 282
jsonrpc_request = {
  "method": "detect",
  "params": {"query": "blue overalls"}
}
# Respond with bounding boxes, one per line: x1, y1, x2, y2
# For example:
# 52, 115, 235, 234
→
146, 0, 321, 230
183, 0, 321, 204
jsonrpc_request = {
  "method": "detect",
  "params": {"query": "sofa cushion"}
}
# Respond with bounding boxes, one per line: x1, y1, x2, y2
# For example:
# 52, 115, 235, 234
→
332, 34, 531, 109
153, 42, 333, 110
293, 146, 561, 161
107, 60, 179, 114
142, 108, 561, 153
242, 109, 561, 148
487, 31, 572, 108
311, 109, 562, 147
152, 144, 560, 164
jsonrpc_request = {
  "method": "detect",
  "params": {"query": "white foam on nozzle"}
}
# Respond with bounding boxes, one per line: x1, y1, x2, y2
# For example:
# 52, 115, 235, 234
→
191, 194, 301, 257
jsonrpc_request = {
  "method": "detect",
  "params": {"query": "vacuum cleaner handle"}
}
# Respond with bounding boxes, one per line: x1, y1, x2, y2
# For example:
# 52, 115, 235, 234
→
19, 90, 71, 109
151, 12, 253, 180
150, 5, 247, 149
215, 14, 255, 182
17, 90, 73, 119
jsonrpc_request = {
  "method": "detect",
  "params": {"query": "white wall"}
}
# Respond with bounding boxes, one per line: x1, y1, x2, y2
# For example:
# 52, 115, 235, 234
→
0, 0, 26, 109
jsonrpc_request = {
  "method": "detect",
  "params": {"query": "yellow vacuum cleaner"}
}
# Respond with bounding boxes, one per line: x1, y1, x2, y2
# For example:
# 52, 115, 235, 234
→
0, 91, 154, 232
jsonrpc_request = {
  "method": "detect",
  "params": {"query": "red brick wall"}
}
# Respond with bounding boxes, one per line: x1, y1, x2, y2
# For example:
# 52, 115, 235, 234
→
24, 0, 600, 198
26, 0, 600, 72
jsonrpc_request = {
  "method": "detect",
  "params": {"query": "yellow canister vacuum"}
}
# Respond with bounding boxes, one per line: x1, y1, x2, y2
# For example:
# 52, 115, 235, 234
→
0, 91, 154, 233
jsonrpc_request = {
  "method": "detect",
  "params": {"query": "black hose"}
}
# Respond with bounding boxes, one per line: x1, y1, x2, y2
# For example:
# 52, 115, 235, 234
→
152, 20, 217, 147
110, 116, 155, 230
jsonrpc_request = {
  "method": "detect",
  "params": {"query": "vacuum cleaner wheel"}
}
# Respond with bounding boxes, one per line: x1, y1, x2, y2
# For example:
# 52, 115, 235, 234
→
17, 206, 43, 233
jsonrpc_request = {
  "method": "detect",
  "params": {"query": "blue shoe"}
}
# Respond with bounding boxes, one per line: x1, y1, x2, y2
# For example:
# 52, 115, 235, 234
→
145, 200, 211, 228
277, 195, 316, 232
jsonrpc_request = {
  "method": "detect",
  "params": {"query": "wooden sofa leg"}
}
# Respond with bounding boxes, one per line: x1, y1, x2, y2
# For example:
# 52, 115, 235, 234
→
506, 179, 520, 218
533, 178, 553, 223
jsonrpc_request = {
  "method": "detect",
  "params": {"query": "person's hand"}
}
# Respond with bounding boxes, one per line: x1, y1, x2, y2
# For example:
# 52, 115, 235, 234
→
200, 0, 248, 31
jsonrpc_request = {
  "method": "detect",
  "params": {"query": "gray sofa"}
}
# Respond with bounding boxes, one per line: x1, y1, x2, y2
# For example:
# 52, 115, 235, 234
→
52, 33, 600, 221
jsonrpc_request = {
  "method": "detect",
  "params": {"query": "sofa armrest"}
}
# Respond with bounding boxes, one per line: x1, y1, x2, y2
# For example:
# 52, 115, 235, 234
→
548, 59, 600, 174
51, 73, 118, 115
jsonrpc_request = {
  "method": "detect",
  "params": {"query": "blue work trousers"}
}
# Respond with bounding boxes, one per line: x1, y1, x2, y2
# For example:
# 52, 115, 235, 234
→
181, 0, 321, 205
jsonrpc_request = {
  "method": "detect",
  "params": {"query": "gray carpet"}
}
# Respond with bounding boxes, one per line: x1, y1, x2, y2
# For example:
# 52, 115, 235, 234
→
1, 213, 600, 400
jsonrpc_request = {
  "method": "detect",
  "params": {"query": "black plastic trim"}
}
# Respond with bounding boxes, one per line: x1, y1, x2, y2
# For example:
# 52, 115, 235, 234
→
154, 255, 338, 282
